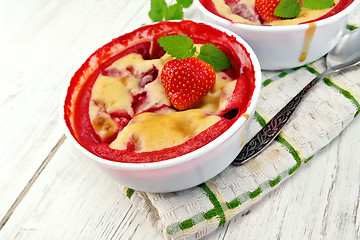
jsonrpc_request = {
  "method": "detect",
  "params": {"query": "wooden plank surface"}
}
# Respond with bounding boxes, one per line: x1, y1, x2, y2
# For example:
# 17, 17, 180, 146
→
1, 0, 359, 239
0, 0, 150, 228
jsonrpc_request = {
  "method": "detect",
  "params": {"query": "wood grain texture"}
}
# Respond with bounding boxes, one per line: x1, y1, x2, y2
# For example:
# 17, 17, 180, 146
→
0, 139, 162, 239
0, 0, 149, 229
0, 0, 359, 239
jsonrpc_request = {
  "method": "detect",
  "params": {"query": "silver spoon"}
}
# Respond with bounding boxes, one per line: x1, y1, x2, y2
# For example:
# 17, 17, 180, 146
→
233, 28, 360, 165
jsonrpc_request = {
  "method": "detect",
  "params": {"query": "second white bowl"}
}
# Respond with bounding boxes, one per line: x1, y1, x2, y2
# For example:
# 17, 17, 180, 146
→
196, 0, 359, 70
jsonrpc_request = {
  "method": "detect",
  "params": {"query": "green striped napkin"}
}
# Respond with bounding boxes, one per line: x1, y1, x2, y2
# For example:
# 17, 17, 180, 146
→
122, 20, 360, 240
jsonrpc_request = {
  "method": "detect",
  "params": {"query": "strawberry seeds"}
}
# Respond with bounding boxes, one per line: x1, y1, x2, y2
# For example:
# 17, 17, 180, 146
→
161, 57, 216, 110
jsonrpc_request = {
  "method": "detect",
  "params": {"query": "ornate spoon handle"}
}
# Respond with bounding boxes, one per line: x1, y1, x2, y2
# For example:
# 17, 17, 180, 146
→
232, 70, 330, 165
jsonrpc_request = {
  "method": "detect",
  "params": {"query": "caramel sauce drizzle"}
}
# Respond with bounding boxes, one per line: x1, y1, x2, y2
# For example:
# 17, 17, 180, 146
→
299, 22, 317, 62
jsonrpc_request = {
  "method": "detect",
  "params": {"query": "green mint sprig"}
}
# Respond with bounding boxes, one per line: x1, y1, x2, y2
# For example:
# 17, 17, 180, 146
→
157, 35, 231, 71
274, 0, 301, 18
149, 0, 193, 22
274, 0, 335, 19
303, 0, 335, 10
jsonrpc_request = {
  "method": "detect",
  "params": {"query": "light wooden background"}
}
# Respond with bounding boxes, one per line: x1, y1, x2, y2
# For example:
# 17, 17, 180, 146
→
0, 0, 359, 239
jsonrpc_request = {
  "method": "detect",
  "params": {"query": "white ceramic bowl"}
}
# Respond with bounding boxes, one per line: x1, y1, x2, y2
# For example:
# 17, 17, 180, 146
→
61, 20, 261, 193
195, 0, 359, 70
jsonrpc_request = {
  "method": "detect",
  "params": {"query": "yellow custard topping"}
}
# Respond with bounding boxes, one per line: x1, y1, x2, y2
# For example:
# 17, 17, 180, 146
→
211, 0, 340, 26
110, 110, 220, 152
88, 52, 237, 153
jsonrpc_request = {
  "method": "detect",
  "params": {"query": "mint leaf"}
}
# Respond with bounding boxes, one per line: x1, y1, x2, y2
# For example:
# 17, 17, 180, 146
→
177, 0, 193, 8
197, 44, 231, 71
158, 35, 231, 71
274, 0, 301, 19
274, 0, 334, 18
303, 0, 335, 10
149, 0, 193, 21
157, 35, 196, 59
149, 0, 167, 22
164, 3, 184, 20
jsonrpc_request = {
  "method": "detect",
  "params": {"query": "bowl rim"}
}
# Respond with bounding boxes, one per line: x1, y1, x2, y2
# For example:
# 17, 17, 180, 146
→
60, 20, 262, 171
195, 0, 360, 32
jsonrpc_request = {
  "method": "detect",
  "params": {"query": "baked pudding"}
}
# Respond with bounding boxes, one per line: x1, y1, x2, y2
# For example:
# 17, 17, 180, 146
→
63, 20, 257, 163
199, 0, 354, 26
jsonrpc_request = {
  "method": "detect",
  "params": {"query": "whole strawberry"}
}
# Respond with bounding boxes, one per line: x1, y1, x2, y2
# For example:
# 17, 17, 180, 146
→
255, 0, 281, 22
161, 57, 216, 110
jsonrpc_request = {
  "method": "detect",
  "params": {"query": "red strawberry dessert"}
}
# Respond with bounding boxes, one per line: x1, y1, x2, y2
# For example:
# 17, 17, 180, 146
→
63, 21, 257, 163
199, 0, 355, 25
161, 57, 216, 110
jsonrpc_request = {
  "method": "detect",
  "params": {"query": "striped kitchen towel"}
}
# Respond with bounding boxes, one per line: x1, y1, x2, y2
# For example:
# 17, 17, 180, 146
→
122, 19, 360, 240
